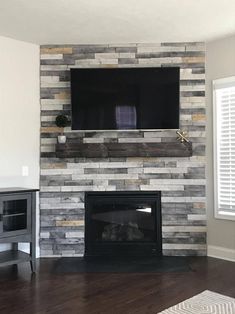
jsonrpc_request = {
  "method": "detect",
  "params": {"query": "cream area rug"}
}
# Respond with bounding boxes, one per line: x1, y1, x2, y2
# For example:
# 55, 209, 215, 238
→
159, 290, 235, 314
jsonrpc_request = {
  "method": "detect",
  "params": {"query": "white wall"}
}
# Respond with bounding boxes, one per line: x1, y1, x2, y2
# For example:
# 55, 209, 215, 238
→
206, 34, 235, 261
0, 36, 40, 255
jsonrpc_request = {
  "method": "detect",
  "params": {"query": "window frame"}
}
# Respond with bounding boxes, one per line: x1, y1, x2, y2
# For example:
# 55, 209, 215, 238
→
213, 76, 235, 221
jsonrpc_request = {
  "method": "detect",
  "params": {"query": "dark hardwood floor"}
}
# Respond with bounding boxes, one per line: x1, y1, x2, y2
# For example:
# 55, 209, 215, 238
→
0, 257, 234, 314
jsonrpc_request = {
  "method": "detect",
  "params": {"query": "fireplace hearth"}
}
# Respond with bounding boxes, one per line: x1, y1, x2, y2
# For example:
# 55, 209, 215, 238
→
85, 191, 162, 257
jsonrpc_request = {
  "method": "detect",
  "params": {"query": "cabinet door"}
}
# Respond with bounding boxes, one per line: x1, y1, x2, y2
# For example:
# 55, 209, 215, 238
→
0, 200, 3, 234
0, 193, 31, 237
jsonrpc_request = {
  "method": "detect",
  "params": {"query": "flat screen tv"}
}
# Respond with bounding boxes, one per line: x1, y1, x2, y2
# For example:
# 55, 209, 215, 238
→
71, 67, 179, 130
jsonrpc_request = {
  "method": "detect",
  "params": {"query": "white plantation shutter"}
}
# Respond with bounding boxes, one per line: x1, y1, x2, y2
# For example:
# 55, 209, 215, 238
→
213, 76, 235, 219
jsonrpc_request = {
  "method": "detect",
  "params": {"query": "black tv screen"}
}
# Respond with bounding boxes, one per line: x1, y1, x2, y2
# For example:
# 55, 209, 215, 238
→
71, 67, 179, 130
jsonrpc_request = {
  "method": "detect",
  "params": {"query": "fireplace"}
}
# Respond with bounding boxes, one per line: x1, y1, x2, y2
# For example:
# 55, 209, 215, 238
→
85, 191, 162, 257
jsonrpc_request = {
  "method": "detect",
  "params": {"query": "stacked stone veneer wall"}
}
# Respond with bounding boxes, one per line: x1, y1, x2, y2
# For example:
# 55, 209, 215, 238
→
40, 42, 206, 256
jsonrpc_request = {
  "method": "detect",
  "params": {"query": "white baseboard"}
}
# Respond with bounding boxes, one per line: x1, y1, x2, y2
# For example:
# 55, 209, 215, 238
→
207, 245, 235, 262
0, 244, 11, 252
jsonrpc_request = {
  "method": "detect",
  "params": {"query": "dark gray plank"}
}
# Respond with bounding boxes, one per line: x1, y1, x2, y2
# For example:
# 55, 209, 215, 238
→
56, 142, 192, 158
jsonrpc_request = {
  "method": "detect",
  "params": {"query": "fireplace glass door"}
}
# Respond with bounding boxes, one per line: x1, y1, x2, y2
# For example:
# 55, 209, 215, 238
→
91, 201, 155, 242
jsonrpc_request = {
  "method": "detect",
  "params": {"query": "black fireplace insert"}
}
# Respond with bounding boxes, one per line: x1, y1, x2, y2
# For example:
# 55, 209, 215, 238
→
85, 191, 162, 257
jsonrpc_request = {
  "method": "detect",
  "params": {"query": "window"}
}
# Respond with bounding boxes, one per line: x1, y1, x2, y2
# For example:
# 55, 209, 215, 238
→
213, 76, 235, 220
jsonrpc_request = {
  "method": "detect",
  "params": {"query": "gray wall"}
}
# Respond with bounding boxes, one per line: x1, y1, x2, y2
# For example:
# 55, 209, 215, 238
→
206, 35, 235, 252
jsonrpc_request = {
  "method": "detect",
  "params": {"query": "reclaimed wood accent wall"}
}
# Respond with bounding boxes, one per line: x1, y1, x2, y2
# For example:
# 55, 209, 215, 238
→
40, 42, 206, 257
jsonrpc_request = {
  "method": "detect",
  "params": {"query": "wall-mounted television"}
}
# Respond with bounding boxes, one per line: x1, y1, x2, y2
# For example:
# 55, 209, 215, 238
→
71, 67, 180, 130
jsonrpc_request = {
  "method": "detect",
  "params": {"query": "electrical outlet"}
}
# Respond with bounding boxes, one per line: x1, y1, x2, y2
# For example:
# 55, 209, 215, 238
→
22, 166, 29, 177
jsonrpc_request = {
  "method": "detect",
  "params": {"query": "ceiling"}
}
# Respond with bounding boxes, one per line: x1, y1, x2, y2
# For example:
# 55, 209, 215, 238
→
0, 0, 235, 45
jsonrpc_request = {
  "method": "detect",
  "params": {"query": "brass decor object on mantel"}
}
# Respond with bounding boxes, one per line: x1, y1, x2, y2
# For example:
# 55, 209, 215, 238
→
176, 129, 190, 143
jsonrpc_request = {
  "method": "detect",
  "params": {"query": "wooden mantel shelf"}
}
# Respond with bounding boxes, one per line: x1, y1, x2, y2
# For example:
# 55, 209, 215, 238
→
56, 142, 192, 158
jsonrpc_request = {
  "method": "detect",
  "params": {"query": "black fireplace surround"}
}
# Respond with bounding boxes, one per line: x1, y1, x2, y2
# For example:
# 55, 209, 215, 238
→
85, 191, 162, 257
